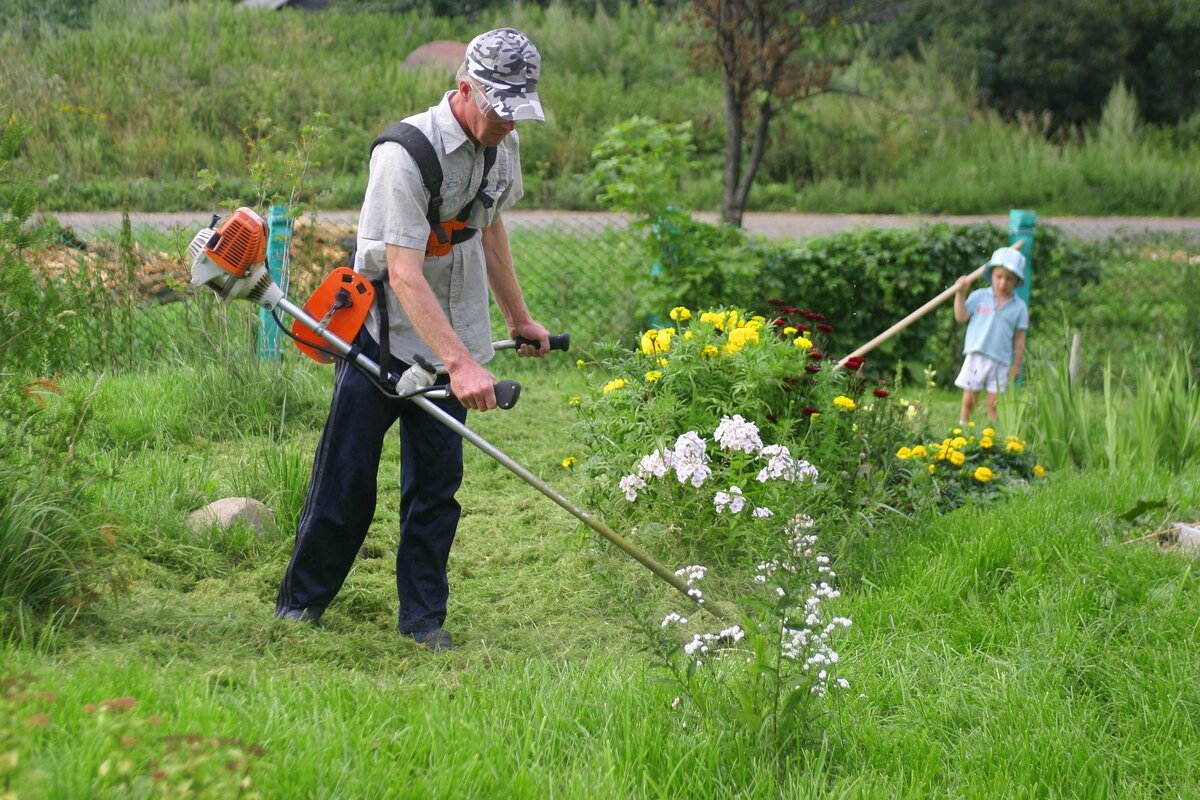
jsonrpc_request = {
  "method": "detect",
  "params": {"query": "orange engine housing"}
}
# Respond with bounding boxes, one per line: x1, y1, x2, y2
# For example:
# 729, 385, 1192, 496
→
206, 207, 268, 277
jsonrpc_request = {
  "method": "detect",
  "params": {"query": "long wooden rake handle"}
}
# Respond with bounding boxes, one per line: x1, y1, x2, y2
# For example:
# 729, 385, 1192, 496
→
833, 239, 1024, 371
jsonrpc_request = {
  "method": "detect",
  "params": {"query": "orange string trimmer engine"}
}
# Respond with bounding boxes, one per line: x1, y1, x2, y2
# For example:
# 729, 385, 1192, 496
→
205, 207, 268, 277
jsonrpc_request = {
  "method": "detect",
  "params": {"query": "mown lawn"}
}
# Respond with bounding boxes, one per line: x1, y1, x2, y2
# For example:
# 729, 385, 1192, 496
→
3, 361, 1199, 798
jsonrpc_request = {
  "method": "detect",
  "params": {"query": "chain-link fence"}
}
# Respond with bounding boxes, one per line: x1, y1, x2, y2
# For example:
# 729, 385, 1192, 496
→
16, 212, 648, 375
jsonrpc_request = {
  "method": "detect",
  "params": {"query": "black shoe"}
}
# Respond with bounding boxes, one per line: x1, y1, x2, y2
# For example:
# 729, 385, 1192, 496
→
408, 628, 455, 651
278, 608, 322, 627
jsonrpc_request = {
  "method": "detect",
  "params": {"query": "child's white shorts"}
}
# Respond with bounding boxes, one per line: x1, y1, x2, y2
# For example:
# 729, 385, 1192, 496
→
955, 353, 1009, 394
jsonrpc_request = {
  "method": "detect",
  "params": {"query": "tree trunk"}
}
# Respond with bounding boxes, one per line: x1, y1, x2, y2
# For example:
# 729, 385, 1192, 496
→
721, 77, 745, 227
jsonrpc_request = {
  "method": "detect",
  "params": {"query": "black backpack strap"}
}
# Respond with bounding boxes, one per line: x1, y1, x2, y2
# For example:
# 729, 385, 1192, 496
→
371, 122, 447, 243
456, 145, 498, 222
371, 278, 391, 388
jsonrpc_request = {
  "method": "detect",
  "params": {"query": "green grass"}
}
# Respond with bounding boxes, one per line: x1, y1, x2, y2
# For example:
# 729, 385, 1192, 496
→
3, 0, 1199, 214
4, 358, 1200, 797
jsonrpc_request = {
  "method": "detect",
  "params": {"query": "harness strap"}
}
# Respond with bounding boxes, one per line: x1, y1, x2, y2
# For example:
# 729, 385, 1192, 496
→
371, 121, 498, 255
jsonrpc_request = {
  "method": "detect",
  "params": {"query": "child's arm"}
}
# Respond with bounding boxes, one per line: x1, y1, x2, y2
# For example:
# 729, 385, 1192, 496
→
953, 277, 972, 322
1010, 329, 1026, 381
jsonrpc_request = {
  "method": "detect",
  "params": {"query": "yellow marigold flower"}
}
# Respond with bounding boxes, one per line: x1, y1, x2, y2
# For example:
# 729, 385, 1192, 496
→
968, 421, 976, 428
952, 436, 967, 448
701, 345, 719, 358
912, 445, 928, 457
728, 327, 759, 349
561, 456, 577, 469
602, 378, 627, 394
1005, 440, 1024, 453
568, 396, 582, 405
640, 329, 673, 355
783, 326, 798, 336
833, 396, 857, 411
683, 330, 694, 340
983, 428, 996, 438
669, 306, 692, 321
973, 466, 994, 482
928, 464, 936, 474
980, 436, 994, 449
657, 357, 669, 368
950, 451, 966, 466
1033, 464, 1046, 478
953, 427, 963, 435
793, 336, 813, 350
700, 311, 724, 328
644, 370, 663, 382
576, 359, 586, 367
896, 447, 913, 460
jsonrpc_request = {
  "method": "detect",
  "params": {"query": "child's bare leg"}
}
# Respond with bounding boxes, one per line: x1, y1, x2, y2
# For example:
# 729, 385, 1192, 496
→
959, 390, 978, 424
985, 392, 999, 421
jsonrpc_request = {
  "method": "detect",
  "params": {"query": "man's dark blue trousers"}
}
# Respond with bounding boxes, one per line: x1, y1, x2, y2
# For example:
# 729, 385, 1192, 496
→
276, 328, 468, 634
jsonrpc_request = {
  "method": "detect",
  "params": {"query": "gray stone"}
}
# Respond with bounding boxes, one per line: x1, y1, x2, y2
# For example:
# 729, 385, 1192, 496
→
186, 497, 276, 537
1174, 522, 1200, 553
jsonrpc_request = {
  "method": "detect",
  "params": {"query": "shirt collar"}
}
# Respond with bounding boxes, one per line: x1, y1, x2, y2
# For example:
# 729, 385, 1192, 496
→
433, 90, 473, 155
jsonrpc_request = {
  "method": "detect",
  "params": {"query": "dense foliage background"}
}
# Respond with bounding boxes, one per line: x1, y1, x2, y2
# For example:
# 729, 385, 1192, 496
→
1, 0, 1197, 213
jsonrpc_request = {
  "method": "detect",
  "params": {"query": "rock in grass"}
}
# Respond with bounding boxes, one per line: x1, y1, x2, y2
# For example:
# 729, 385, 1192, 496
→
1175, 522, 1200, 553
186, 497, 276, 537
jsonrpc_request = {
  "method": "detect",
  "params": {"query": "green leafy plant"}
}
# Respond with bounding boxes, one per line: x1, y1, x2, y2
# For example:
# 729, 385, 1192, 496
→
627, 419, 853, 752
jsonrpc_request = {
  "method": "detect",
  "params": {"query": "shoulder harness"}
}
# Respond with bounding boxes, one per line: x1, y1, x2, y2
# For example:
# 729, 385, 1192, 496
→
371, 121, 497, 257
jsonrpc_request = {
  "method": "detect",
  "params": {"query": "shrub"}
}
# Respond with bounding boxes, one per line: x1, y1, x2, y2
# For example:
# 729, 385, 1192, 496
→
571, 303, 934, 558
891, 423, 1049, 512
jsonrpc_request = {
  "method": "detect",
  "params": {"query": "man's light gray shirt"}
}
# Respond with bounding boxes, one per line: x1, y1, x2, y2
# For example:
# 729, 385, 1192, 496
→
355, 90, 524, 367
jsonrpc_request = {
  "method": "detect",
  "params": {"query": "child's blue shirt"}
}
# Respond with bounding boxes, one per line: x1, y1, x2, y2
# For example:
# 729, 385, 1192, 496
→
962, 288, 1028, 365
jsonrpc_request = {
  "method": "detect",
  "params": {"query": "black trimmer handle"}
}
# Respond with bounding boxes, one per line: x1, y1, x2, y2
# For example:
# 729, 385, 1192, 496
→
495, 380, 522, 410
515, 333, 570, 352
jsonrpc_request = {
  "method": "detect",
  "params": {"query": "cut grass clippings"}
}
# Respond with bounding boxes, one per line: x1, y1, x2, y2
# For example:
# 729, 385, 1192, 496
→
3, 363, 1199, 798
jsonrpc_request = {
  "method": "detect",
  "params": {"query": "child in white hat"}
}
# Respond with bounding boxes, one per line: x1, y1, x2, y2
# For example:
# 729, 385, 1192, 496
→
952, 246, 1029, 424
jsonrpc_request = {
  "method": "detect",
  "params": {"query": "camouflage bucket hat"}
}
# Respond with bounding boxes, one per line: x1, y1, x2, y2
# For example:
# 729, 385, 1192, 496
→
464, 27, 544, 122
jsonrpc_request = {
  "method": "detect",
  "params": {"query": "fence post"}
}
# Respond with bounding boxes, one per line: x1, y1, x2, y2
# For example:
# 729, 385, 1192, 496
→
257, 204, 292, 361
1008, 209, 1036, 384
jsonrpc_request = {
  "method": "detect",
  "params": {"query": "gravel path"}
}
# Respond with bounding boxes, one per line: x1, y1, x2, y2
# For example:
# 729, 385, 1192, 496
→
46, 209, 1200, 242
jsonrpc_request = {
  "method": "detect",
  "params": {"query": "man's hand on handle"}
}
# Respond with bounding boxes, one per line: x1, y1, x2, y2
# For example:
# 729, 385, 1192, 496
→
510, 320, 551, 358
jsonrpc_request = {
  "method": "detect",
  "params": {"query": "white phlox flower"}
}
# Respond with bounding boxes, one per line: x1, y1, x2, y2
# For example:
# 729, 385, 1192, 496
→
713, 414, 763, 454
755, 445, 819, 483
752, 506, 773, 518
674, 565, 707, 585
661, 612, 688, 628
713, 486, 745, 513
669, 432, 711, 487
673, 431, 708, 463
619, 474, 646, 501
638, 448, 674, 479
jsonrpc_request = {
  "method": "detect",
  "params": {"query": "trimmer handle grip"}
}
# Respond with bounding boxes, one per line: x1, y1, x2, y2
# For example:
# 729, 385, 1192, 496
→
495, 380, 522, 410
515, 333, 570, 352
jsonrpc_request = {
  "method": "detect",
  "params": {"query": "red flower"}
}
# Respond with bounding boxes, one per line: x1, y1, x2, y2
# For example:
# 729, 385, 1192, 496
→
800, 309, 818, 320
796, 324, 809, 332
807, 351, 824, 360
804, 365, 821, 373
842, 356, 865, 370
767, 298, 787, 306
817, 323, 834, 333
771, 317, 788, 327
874, 389, 889, 398
802, 407, 819, 415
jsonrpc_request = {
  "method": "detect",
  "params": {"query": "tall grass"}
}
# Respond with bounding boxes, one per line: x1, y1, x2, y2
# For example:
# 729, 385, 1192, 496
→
1026, 347, 1200, 472
2, 0, 1198, 213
